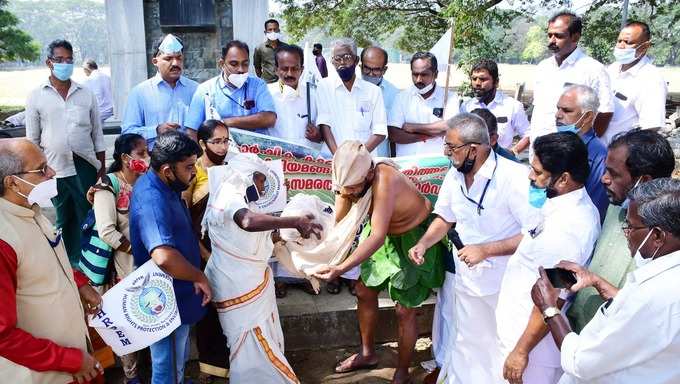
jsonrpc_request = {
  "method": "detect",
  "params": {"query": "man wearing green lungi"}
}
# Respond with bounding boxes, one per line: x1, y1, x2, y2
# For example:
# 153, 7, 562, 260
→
25, 39, 105, 266
313, 140, 446, 384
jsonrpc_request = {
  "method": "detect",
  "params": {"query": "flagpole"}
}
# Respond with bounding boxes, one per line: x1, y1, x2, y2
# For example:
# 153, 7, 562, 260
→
442, 20, 456, 113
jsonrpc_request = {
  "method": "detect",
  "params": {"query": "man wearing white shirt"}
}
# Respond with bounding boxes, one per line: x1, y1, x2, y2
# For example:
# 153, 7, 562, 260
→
316, 38, 387, 156
499, 132, 600, 384
461, 59, 530, 156
82, 59, 113, 123
532, 177, 680, 384
266, 44, 322, 150
601, 21, 667, 145
360, 46, 400, 157
409, 113, 538, 384
388, 52, 460, 157
530, 12, 614, 145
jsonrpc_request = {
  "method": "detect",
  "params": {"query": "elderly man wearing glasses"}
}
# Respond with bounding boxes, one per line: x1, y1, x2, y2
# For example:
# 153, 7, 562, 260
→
25, 39, 105, 267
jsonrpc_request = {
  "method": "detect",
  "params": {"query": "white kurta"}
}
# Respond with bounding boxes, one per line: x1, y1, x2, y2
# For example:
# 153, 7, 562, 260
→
559, 251, 680, 384
204, 180, 299, 384
496, 188, 600, 384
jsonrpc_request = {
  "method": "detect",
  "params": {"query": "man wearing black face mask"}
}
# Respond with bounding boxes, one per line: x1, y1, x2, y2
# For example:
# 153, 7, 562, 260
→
529, 11, 614, 148
316, 38, 387, 157
410, 113, 538, 383
129, 130, 211, 383
461, 59, 530, 156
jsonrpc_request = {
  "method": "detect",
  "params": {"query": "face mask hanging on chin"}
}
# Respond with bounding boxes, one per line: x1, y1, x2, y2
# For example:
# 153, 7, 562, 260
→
633, 229, 661, 268
228, 73, 248, 89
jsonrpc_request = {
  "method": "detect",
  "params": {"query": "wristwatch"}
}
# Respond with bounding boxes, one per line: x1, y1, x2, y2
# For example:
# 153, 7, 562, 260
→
542, 306, 560, 323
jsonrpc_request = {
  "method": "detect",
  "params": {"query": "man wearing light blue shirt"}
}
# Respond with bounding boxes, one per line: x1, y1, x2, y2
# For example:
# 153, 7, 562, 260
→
360, 46, 399, 157
122, 34, 198, 149
185, 40, 276, 135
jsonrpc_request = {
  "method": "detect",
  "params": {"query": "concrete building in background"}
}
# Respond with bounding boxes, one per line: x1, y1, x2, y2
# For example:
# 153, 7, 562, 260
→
104, 0, 267, 121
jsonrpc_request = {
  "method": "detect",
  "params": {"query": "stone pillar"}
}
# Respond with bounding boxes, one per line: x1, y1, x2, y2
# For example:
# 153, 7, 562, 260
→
105, 0, 148, 122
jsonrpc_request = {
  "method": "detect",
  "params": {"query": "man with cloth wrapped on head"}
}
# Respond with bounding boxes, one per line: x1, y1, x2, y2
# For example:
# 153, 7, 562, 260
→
313, 141, 447, 384
201, 153, 321, 384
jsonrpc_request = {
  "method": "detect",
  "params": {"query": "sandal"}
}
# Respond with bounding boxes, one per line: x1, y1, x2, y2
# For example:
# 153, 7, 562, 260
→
344, 279, 357, 296
334, 353, 379, 374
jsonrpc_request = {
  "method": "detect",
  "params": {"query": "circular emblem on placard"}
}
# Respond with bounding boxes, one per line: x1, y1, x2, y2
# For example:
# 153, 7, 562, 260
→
122, 273, 177, 331
254, 168, 282, 211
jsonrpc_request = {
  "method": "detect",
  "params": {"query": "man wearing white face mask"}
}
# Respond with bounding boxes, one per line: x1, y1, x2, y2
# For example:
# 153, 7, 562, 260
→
254, 19, 285, 84
388, 52, 460, 157
532, 178, 680, 384
26, 39, 105, 267
601, 21, 667, 145
203, 153, 322, 383
0, 139, 105, 384
186, 40, 277, 136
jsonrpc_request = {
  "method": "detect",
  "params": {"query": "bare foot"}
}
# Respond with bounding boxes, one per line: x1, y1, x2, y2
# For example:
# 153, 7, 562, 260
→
334, 352, 379, 373
392, 367, 412, 384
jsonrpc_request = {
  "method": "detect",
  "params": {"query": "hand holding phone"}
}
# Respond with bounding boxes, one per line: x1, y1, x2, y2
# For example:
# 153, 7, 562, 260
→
544, 267, 577, 289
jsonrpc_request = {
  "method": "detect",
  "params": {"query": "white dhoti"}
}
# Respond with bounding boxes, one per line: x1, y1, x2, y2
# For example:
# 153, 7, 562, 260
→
432, 271, 456, 367
437, 290, 504, 384
203, 161, 301, 384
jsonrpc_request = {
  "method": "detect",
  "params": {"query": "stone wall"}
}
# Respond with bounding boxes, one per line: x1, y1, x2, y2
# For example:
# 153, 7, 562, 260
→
142, 0, 233, 83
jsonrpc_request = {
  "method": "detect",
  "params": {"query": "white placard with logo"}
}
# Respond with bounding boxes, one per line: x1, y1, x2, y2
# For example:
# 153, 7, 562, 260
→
251, 159, 286, 213
88, 260, 181, 356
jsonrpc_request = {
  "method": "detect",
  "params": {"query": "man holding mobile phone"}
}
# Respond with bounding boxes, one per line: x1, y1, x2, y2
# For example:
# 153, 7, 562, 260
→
496, 132, 600, 384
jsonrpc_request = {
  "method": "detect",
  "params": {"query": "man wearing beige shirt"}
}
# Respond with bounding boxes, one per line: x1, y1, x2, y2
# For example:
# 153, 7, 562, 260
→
25, 39, 106, 266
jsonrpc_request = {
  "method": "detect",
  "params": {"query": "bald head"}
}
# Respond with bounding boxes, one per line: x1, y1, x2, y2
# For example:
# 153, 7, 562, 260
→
361, 46, 388, 67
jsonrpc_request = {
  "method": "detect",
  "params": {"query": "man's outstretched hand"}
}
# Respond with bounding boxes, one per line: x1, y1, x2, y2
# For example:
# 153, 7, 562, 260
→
296, 214, 323, 239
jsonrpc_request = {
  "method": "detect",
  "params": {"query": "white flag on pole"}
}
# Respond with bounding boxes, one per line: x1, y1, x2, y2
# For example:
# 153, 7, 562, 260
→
89, 260, 181, 356
429, 28, 452, 73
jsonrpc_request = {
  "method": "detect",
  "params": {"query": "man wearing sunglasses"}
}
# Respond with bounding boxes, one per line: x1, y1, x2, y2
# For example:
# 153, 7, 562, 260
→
25, 39, 106, 267
600, 21, 667, 145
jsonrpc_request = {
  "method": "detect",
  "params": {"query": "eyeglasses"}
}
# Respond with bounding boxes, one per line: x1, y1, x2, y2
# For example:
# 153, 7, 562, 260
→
332, 54, 355, 64
443, 142, 478, 152
361, 64, 385, 76
621, 222, 647, 236
49, 56, 74, 64
14, 164, 53, 177
206, 138, 232, 146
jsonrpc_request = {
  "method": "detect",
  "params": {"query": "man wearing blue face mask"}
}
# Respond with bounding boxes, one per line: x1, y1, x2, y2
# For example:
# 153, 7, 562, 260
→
601, 21, 667, 145
315, 38, 387, 158
555, 85, 609, 222
25, 39, 106, 267
497, 132, 600, 384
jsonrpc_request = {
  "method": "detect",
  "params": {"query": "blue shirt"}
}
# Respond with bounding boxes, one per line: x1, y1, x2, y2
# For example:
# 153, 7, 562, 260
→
122, 73, 198, 149
129, 171, 206, 325
376, 78, 400, 157
581, 129, 609, 223
185, 74, 276, 134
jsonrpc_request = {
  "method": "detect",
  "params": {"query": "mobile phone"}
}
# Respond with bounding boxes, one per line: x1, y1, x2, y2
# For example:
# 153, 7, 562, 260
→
544, 268, 577, 289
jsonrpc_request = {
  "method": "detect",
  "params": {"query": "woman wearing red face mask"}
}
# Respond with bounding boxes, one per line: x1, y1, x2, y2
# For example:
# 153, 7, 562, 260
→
89, 133, 148, 384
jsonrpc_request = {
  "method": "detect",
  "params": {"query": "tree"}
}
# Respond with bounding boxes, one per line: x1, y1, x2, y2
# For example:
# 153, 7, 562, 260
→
522, 24, 547, 63
0, 0, 39, 62
8, 0, 108, 65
